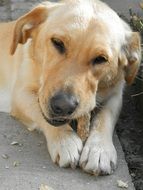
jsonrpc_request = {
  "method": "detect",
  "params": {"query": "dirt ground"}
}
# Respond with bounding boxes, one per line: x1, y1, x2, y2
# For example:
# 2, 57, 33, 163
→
117, 85, 143, 190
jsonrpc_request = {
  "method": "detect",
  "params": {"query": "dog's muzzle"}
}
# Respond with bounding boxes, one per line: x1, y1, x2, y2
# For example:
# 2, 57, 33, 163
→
41, 91, 79, 128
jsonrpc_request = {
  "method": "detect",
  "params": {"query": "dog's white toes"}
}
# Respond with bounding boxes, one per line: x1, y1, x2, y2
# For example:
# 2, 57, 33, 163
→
80, 132, 117, 175
47, 130, 83, 168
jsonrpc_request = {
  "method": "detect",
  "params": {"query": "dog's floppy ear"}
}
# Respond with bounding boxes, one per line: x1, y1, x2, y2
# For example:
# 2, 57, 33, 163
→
121, 32, 141, 84
10, 2, 57, 55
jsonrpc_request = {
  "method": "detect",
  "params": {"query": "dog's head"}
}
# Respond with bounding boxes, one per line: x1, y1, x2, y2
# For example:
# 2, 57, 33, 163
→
10, 0, 141, 126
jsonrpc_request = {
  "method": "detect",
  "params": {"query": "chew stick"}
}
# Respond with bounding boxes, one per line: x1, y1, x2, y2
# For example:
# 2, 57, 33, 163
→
77, 113, 90, 141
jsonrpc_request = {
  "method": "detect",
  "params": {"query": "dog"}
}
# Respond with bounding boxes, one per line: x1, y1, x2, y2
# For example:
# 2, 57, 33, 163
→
0, 0, 141, 175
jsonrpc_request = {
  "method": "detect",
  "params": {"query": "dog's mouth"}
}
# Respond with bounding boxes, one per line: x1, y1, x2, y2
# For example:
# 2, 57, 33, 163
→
41, 110, 78, 131
46, 118, 70, 126
41, 111, 69, 126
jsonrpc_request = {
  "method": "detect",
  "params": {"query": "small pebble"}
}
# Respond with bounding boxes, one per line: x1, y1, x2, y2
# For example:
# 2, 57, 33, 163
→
2, 154, 9, 159
117, 180, 128, 189
5, 166, 9, 169
11, 141, 23, 147
13, 161, 20, 167
11, 141, 19, 145
131, 173, 136, 177
39, 184, 54, 190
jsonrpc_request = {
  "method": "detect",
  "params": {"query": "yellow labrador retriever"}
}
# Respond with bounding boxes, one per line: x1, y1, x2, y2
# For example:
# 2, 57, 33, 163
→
0, 0, 141, 175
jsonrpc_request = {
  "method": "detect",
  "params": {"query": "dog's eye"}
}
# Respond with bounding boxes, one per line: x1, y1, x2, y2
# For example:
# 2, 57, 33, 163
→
51, 38, 66, 54
91, 56, 107, 65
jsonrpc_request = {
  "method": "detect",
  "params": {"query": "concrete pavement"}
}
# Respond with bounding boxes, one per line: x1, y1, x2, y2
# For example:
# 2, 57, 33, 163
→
0, 113, 135, 190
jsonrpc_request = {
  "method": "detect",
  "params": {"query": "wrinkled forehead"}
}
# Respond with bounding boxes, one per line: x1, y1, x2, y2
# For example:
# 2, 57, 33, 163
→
45, 0, 126, 47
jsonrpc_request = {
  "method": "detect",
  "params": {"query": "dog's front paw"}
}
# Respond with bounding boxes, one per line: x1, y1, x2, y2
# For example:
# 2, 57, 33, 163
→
47, 128, 83, 168
80, 131, 117, 175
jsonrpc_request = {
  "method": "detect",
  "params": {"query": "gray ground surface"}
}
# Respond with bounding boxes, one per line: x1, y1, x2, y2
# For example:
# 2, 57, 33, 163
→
0, 0, 141, 21
0, 113, 134, 190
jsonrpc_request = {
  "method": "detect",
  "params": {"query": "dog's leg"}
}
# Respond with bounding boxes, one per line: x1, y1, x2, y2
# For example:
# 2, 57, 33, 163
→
80, 83, 123, 175
11, 90, 83, 168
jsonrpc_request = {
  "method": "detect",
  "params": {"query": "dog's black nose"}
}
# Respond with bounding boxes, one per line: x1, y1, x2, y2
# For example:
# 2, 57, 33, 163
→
50, 91, 78, 116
